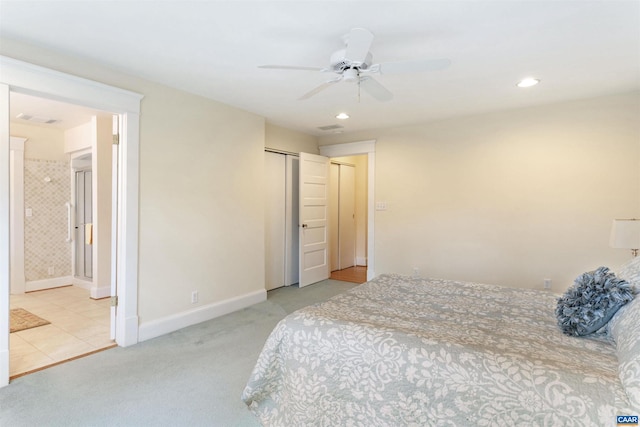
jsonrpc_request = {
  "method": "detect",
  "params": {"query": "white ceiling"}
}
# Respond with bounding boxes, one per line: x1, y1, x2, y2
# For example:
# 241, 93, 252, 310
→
1, 1, 639, 135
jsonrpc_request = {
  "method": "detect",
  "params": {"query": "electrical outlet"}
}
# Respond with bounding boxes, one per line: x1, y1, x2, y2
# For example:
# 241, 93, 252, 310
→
191, 291, 198, 304
48, 266, 54, 276
544, 279, 552, 290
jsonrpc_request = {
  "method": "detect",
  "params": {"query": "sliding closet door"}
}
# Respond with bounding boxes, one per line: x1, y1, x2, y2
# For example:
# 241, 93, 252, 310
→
264, 152, 286, 290
329, 163, 340, 271
265, 152, 300, 290
284, 156, 299, 286
329, 162, 356, 271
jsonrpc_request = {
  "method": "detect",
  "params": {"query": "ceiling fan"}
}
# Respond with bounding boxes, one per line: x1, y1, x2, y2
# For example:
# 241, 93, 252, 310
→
259, 28, 451, 102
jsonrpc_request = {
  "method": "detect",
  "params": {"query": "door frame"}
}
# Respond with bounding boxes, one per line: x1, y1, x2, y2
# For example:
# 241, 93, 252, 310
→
329, 161, 357, 271
320, 140, 376, 280
0, 56, 143, 387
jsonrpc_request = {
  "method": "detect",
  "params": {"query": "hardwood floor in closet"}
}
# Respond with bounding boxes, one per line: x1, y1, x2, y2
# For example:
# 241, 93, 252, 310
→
330, 266, 367, 284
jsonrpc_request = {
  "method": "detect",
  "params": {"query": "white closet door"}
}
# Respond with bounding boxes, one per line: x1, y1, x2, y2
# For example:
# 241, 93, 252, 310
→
264, 152, 286, 290
329, 163, 340, 272
338, 164, 356, 269
299, 152, 330, 287
284, 155, 299, 286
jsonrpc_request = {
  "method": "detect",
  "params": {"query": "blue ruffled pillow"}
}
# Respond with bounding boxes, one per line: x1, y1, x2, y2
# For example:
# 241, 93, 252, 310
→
556, 266, 634, 336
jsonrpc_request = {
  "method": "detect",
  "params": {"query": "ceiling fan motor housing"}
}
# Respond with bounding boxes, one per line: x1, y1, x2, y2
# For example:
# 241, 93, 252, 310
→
330, 49, 373, 73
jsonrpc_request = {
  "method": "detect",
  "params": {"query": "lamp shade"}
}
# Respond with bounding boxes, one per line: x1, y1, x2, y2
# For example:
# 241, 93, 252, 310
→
610, 219, 640, 249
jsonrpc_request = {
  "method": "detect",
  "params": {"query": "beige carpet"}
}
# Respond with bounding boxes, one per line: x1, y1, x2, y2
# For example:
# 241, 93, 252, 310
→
10, 308, 50, 333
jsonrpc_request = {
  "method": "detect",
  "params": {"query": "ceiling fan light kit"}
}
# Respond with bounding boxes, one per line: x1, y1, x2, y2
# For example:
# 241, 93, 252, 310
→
259, 27, 451, 102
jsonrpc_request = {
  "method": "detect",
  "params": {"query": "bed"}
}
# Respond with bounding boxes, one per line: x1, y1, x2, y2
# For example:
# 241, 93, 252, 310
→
242, 271, 640, 426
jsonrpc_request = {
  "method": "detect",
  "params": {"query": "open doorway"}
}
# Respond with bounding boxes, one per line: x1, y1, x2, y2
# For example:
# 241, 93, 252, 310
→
1, 56, 143, 387
264, 147, 373, 289
320, 140, 376, 282
8, 93, 115, 378
329, 155, 367, 284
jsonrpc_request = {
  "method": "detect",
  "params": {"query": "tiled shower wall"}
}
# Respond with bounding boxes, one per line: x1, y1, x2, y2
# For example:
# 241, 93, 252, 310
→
24, 158, 72, 281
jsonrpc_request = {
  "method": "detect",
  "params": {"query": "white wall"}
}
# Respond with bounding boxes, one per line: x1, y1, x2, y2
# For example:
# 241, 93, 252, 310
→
64, 121, 92, 153
320, 92, 640, 290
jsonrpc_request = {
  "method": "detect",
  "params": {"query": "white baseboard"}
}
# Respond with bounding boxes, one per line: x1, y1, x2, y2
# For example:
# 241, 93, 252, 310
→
72, 277, 93, 290
356, 257, 367, 266
72, 278, 109, 299
138, 288, 267, 342
0, 348, 8, 387
90, 286, 111, 299
367, 270, 376, 281
25, 276, 73, 292
117, 314, 139, 348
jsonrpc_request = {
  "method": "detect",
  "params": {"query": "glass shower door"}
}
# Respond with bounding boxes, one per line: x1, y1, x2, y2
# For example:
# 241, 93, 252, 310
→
75, 169, 93, 280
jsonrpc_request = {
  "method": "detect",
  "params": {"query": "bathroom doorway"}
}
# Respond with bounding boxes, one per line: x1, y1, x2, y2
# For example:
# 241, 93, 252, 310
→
1, 57, 142, 387
8, 93, 114, 378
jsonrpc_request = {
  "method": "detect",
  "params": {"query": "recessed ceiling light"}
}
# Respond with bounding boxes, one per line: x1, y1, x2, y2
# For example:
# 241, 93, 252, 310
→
517, 78, 540, 88
335, 113, 350, 120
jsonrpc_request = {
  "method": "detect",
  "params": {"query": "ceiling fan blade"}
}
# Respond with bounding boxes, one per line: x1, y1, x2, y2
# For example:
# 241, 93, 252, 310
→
345, 28, 374, 64
359, 76, 393, 102
258, 65, 324, 71
377, 58, 451, 74
298, 77, 342, 100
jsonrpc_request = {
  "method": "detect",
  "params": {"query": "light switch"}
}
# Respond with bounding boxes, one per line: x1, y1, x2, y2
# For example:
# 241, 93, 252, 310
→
25, 208, 32, 217
375, 202, 387, 211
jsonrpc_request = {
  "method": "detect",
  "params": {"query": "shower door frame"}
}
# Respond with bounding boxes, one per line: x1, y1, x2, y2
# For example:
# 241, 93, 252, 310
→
74, 167, 94, 282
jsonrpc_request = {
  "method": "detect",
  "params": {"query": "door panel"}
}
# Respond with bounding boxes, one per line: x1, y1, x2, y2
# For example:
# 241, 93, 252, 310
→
264, 152, 286, 290
284, 156, 299, 286
299, 152, 330, 287
75, 169, 93, 280
329, 163, 339, 271
338, 164, 356, 269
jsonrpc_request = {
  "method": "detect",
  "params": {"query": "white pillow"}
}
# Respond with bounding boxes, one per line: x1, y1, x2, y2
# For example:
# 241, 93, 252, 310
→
609, 296, 640, 411
618, 256, 640, 294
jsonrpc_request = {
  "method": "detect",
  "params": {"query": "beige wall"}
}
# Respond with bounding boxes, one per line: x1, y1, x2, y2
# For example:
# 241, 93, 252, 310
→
94, 116, 113, 292
64, 121, 92, 153
137, 85, 265, 322
2, 40, 266, 325
320, 92, 640, 290
265, 122, 318, 154
4, 38, 638, 310
11, 122, 66, 161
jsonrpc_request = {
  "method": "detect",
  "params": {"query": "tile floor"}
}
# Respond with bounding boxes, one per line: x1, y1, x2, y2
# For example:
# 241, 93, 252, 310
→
9, 286, 114, 378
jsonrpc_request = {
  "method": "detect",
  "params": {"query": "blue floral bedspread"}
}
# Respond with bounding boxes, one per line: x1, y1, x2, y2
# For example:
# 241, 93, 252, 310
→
242, 274, 633, 426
